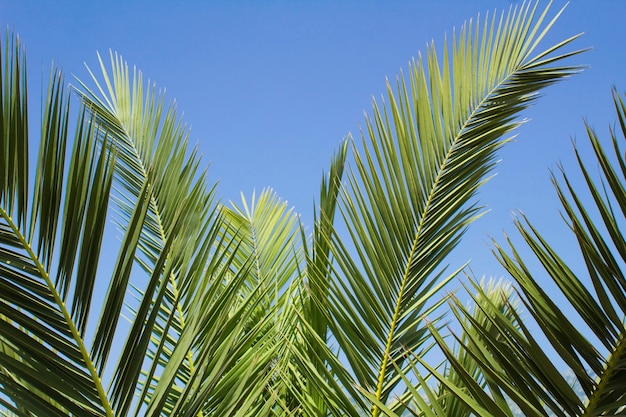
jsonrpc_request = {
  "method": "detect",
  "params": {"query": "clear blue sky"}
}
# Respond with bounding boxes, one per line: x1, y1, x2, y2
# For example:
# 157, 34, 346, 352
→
1, 1, 625, 290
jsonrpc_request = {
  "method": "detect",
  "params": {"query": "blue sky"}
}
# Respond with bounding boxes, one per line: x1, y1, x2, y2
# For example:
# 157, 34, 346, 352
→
2, 0, 625, 290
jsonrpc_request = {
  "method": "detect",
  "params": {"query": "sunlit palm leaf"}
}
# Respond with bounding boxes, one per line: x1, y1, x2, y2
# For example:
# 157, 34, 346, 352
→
423, 280, 519, 417
433, 89, 626, 417
0, 34, 115, 414
220, 189, 359, 416
222, 189, 304, 307
140, 233, 274, 415
73, 52, 220, 411
320, 1, 584, 414
219, 189, 306, 414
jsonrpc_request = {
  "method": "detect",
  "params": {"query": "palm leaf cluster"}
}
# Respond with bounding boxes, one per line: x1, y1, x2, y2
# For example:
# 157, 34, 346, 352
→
0, 1, 611, 415
429, 89, 626, 416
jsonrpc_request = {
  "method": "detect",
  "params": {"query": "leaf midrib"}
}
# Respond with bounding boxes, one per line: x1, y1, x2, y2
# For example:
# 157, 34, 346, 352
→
370, 66, 521, 416
583, 331, 626, 416
0, 206, 114, 416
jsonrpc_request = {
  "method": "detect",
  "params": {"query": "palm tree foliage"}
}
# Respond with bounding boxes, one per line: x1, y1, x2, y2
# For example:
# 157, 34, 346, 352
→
0, 1, 593, 415
427, 89, 626, 417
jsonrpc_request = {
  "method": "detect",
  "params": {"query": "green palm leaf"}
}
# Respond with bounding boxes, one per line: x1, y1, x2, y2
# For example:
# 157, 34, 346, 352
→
220, 189, 307, 415
431, 88, 626, 417
73, 52, 225, 413
221, 189, 304, 306
0, 33, 115, 414
317, 2, 584, 414
430, 280, 519, 417
300, 140, 351, 416
0, 32, 256, 415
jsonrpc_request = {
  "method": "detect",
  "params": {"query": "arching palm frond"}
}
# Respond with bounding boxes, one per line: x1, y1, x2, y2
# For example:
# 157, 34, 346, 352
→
430, 89, 626, 417
219, 189, 308, 415
72, 53, 229, 414
0, 33, 262, 415
0, 34, 115, 415
73, 53, 282, 415
315, 2, 584, 415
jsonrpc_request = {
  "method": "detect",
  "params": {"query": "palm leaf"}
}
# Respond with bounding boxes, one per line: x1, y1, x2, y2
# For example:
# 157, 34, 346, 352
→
221, 189, 304, 307
0, 32, 251, 415
0, 33, 115, 414
432, 280, 519, 417
219, 189, 307, 415
317, 1, 584, 414
435, 88, 626, 416
300, 140, 350, 416
73, 52, 223, 412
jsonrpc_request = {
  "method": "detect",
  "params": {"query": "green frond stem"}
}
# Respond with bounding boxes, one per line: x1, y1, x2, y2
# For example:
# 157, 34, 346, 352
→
583, 318, 626, 415
371, 55, 533, 415
371, 207, 424, 417
369, 153, 457, 416
0, 206, 114, 416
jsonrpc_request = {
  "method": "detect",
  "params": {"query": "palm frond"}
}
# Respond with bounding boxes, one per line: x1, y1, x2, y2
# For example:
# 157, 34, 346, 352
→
219, 189, 307, 414
300, 140, 350, 416
317, 1, 584, 413
432, 280, 519, 417
221, 189, 304, 306
494, 91, 626, 416
73, 52, 222, 412
0, 32, 28, 228
433, 88, 626, 417
0, 33, 115, 414
139, 231, 271, 415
